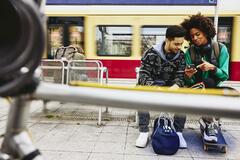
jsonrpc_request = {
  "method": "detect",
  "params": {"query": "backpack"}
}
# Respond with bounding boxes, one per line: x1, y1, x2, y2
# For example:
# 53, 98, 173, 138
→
189, 41, 223, 66
151, 115, 179, 155
55, 46, 85, 61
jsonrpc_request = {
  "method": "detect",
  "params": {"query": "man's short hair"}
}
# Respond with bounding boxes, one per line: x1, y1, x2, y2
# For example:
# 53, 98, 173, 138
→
166, 25, 186, 40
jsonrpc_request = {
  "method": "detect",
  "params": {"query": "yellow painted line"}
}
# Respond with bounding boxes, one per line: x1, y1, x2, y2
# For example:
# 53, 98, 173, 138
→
69, 81, 240, 97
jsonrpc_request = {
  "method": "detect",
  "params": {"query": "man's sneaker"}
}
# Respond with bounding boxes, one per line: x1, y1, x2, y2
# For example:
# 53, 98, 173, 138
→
203, 122, 218, 142
176, 132, 187, 149
135, 132, 149, 148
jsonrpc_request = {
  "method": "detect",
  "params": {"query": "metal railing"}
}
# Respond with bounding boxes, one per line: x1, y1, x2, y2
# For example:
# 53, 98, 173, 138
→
40, 59, 65, 84
40, 59, 109, 125
67, 60, 109, 125
35, 82, 240, 119
1, 81, 239, 160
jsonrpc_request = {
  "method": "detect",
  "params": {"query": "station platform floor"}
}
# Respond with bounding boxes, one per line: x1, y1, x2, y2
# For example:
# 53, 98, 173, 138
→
1, 99, 240, 160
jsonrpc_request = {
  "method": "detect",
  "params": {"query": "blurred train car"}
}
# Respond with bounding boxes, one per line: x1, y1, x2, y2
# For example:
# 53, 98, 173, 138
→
45, 0, 240, 84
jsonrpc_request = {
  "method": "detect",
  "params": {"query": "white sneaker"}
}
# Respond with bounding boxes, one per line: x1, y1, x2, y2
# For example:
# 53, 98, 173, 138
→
203, 122, 218, 142
199, 119, 218, 142
177, 132, 187, 149
135, 132, 149, 148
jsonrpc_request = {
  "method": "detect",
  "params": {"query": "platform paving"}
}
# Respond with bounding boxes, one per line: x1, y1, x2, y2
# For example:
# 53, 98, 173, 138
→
1, 99, 240, 160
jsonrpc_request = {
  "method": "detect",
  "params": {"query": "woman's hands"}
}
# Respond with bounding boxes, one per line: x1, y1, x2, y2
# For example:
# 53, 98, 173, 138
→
185, 58, 216, 79
197, 58, 216, 72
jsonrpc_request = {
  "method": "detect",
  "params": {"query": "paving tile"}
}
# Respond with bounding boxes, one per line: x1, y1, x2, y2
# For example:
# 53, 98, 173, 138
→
157, 155, 193, 160
61, 141, 95, 152
93, 142, 125, 154
124, 142, 156, 156
89, 153, 124, 160
127, 126, 139, 134
124, 154, 158, 160
97, 132, 126, 143
29, 123, 58, 142
172, 149, 191, 158
69, 130, 100, 142
0, 120, 7, 134
126, 133, 138, 143
102, 125, 127, 133
75, 124, 103, 133
59, 151, 89, 160
40, 150, 61, 160
193, 158, 227, 160
105, 121, 130, 126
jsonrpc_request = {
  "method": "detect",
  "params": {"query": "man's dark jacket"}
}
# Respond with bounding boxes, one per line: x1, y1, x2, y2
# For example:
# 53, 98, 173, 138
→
138, 41, 186, 87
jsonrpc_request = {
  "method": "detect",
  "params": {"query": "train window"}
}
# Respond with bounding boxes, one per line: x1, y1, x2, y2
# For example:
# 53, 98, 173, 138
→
218, 27, 231, 43
47, 17, 84, 59
217, 26, 232, 52
141, 26, 167, 54
96, 25, 132, 56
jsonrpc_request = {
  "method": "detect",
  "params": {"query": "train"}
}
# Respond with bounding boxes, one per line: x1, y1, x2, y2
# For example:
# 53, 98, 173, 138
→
44, 0, 240, 82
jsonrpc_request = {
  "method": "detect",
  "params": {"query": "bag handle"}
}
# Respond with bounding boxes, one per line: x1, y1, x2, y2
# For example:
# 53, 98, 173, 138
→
157, 113, 176, 132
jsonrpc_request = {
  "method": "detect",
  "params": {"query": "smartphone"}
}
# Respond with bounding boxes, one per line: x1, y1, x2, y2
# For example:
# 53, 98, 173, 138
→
186, 64, 195, 69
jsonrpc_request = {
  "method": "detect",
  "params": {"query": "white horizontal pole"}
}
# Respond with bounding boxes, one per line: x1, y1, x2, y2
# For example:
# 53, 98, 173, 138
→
35, 82, 240, 119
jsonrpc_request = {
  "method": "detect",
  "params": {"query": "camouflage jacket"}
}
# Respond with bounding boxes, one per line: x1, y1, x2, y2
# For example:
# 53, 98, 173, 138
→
138, 45, 186, 87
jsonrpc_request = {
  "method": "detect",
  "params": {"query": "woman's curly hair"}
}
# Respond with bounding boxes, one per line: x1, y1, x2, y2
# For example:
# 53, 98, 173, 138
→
181, 13, 216, 42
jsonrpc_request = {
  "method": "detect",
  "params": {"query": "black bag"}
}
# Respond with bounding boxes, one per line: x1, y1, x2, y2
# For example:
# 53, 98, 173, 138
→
151, 116, 179, 155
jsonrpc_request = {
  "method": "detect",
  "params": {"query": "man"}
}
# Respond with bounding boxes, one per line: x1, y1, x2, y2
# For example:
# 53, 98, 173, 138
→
136, 25, 187, 148
181, 13, 229, 142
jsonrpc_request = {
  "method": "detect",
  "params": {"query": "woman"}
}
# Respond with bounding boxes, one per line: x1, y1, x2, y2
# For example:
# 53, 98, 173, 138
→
181, 13, 229, 143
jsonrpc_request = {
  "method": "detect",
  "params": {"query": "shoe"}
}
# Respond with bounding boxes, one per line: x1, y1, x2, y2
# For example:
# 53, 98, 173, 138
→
203, 122, 218, 142
135, 132, 149, 148
199, 118, 206, 130
176, 132, 187, 149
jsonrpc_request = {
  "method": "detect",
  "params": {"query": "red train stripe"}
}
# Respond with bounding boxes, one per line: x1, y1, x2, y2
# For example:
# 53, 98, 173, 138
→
88, 59, 141, 79
87, 60, 240, 81
230, 62, 240, 81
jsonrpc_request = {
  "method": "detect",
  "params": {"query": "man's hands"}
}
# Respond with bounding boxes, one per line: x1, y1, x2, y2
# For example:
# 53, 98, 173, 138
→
185, 67, 197, 79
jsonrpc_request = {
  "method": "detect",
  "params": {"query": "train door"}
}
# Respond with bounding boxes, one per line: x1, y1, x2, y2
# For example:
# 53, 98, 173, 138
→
217, 17, 233, 80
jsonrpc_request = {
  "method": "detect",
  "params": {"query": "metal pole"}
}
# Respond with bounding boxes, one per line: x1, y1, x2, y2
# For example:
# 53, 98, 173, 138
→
213, 1, 219, 41
1, 96, 30, 158
35, 82, 240, 119
1, 96, 44, 160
